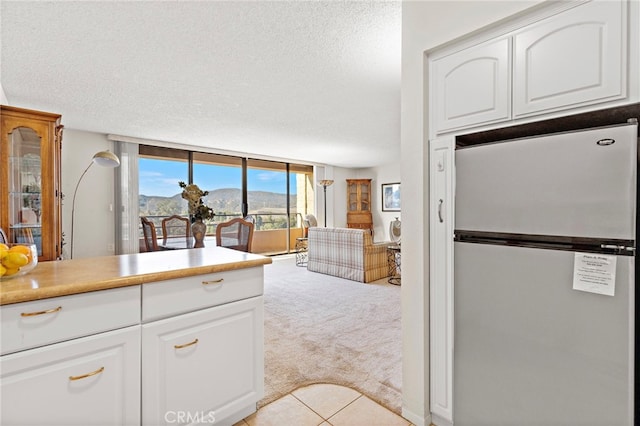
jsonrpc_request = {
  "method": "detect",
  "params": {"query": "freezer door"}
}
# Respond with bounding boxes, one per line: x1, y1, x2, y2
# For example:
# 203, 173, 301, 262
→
454, 242, 634, 425
455, 124, 637, 240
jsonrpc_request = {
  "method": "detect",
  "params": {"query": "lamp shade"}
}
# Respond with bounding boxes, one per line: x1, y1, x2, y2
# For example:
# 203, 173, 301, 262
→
92, 150, 120, 167
319, 179, 334, 187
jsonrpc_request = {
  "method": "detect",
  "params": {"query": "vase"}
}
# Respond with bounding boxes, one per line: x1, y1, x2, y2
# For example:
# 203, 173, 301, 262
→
192, 219, 207, 248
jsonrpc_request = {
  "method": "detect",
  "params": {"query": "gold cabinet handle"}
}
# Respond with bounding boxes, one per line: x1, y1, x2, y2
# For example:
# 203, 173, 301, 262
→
69, 366, 105, 381
21, 306, 62, 317
174, 338, 199, 349
202, 278, 224, 285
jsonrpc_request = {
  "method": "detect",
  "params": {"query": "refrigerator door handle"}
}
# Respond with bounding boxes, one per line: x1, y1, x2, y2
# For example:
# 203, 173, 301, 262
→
438, 199, 444, 223
600, 244, 636, 254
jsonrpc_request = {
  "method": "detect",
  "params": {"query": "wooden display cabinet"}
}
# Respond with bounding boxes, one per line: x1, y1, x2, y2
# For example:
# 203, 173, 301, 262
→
346, 178, 373, 233
0, 106, 63, 261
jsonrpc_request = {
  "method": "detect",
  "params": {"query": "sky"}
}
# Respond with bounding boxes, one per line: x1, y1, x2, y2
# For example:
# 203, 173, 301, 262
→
139, 158, 297, 197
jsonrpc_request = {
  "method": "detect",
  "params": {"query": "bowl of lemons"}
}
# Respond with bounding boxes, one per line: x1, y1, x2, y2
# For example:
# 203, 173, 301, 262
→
0, 243, 38, 280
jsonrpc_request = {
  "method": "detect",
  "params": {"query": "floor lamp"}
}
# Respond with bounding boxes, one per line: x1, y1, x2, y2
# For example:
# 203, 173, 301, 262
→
318, 179, 334, 227
70, 150, 120, 259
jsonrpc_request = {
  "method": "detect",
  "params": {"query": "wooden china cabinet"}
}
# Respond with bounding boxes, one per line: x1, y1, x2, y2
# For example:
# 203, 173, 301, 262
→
0, 106, 63, 261
346, 178, 373, 234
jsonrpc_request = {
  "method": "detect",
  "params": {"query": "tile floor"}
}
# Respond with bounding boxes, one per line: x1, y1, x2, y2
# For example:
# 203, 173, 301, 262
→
234, 383, 412, 426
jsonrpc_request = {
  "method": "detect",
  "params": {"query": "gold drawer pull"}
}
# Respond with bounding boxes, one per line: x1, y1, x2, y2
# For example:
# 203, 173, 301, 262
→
21, 306, 62, 317
69, 366, 105, 381
174, 338, 199, 349
202, 278, 224, 285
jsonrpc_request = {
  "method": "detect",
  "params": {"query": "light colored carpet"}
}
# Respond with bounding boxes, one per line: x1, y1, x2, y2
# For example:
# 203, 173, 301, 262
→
260, 255, 402, 414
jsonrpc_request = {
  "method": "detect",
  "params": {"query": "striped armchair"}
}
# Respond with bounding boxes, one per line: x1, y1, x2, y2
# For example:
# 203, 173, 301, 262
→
307, 227, 390, 283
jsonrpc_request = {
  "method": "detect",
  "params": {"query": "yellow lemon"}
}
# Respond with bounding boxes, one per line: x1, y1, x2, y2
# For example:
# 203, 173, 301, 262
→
3, 267, 20, 277
0, 264, 6, 277
0, 247, 7, 261
0, 243, 8, 251
9, 245, 32, 263
2, 252, 29, 269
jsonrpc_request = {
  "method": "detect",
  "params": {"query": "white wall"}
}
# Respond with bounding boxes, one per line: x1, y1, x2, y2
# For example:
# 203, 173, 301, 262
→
61, 130, 117, 259
400, 2, 541, 425
0, 82, 7, 105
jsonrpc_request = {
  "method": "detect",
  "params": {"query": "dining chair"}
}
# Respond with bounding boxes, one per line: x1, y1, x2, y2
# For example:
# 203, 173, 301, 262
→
161, 215, 191, 247
0, 227, 8, 244
141, 216, 160, 252
215, 218, 254, 253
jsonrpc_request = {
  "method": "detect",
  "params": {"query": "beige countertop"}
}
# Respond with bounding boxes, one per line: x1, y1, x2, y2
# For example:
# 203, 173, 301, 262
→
0, 247, 272, 305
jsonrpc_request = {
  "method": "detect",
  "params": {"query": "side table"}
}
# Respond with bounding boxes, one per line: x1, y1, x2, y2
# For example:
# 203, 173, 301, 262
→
295, 237, 308, 267
387, 244, 401, 285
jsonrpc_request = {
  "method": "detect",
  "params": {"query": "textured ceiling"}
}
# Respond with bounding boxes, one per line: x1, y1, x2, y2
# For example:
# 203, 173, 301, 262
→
1, 1, 401, 168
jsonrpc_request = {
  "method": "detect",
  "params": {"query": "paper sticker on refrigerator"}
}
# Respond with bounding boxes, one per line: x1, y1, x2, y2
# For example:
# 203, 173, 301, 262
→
572, 252, 617, 296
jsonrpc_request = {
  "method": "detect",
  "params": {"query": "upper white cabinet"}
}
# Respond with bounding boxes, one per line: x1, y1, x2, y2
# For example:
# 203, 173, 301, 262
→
432, 37, 511, 132
429, 0, 636, 136
513, 0, 626, 116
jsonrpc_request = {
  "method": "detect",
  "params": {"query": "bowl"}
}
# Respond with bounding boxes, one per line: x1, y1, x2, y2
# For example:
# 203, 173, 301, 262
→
0, 243, 38, 280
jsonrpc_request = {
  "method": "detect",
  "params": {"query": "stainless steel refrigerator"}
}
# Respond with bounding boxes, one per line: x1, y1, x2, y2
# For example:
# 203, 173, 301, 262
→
453, 122, 637, 425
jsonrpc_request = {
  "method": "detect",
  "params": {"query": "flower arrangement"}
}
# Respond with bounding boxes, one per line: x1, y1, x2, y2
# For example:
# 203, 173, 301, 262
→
178, 181, 214, 221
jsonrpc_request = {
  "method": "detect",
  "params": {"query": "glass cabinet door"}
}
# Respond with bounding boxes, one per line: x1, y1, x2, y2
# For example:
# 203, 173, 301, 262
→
359, 182, 370, 211
8, 127, 44, 255
348, 182, 358, 211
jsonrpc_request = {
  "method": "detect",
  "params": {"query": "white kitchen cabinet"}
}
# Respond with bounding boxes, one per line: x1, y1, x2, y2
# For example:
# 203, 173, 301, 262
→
0, 249, 269, 426
0, 326, 141, 426
513, 0, 627, 117
429, 0, 636, 136
428, 137, 455, 425
432, 37, 511, 133
142, 296, 264, 426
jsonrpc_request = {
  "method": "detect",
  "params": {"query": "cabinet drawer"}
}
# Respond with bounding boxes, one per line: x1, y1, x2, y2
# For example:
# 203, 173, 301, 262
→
1, 325, 140, 426
1, 286, 141, 356
142, 266, 263, 321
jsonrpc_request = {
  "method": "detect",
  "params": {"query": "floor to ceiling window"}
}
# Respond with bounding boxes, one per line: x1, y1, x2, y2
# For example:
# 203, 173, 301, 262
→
138, 146, 189, 241
138, 145, 314, 255
192, 152, 243, 235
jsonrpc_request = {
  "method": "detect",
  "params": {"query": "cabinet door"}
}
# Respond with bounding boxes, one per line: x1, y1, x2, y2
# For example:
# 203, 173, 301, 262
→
0, 326, 141, 426
513, 0, 626, 117
428, 137, 455, 423
432, 37, 511, 133
142, 296, 264, 426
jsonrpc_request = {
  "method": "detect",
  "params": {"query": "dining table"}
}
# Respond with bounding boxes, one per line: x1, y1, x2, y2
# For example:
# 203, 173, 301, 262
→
158, 235, 217, 250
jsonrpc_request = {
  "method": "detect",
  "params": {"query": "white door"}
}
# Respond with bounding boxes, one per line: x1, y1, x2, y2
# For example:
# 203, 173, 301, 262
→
142, 296, 264, 426
1, 326, 141, 426
513, 0, 626, 117
428, 137, 455, 424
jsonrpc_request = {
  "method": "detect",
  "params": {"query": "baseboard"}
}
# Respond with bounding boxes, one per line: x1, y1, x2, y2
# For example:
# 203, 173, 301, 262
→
431, 412, 453, 426
402, 404, 431, 426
